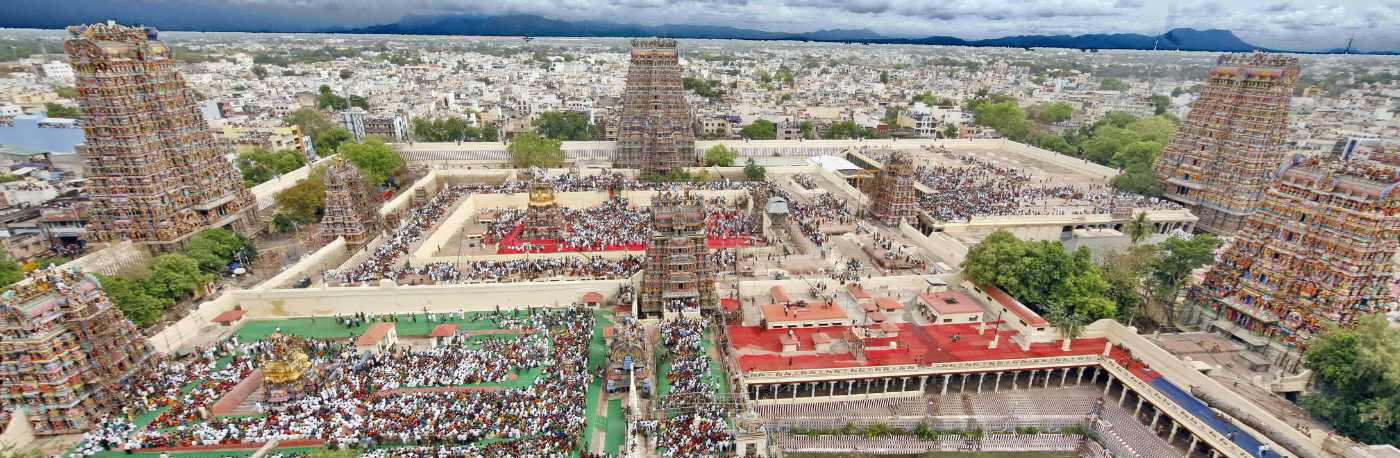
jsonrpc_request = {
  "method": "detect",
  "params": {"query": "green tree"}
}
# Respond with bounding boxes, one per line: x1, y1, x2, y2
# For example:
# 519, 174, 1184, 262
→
0, 255, 23, 288
237, 148, 308, 186
338, 137, 405, 186
184, 228, 246, 273
252, 65, 268, 80
284, 108, 338, 140
1100, 245, 1157, 326
1100, 78, 1129, 91
412, 116, 479, 142
314, 128, 354, 156
1149, 95, 1171, 115
973, 101, 1031, 141
99, 274, 172, 327
481, 122, 500, 142
757, 69, 772, 84
1301, 315, 1400, 447
274, 168, 326, 225
317, 85, 349, 110
798, 121, 814, 139
740, 119, 777, 140
145, 254, 211, 303
879, 70, 889, 84
1028, 102, 1073, 124
348, 95, 369, 110
1125, 212, 1152, 244
339, 69, 353, 79
943, 124, 959, 139
44, 102, 80, 118
1111, 163, 1163, 196
507, 132, 565, 169
1044, 301, 1090, 349
532, 111, 591, 141
824, 120, 869, 139
961, 230, 1116, 320
703, 145, 736, 167
53, 85, 78, 99
743, 158, 766, 181
1149, 234, 1222, 327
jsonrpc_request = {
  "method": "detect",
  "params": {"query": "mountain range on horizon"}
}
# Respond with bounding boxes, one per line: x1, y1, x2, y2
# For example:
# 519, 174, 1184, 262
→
326, 13, 1391, 54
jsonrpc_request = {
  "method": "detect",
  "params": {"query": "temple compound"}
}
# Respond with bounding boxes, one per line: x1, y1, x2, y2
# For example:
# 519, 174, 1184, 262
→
318, 157, 379, 246
0, 266, 151, 434
868, 150, 917, 226
613, 38, 695, 175
1154, 53, 1301, 235
1194, 141, 1400, 343
521, 180, 564, 240
64, 22, 256, 248
640, 192, 715, 318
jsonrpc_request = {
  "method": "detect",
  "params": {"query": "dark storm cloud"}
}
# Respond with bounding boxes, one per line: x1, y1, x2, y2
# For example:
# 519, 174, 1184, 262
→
1, 0, 1396, 51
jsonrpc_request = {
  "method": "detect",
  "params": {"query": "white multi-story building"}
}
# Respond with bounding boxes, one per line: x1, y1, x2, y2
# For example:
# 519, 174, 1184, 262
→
40, 61, 74, 84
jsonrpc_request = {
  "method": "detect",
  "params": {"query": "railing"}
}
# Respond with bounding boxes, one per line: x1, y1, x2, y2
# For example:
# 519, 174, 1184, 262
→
744, 354, 1100, 382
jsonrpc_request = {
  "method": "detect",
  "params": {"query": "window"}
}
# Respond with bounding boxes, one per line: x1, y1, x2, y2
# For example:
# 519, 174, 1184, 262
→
943, 318, 952, 323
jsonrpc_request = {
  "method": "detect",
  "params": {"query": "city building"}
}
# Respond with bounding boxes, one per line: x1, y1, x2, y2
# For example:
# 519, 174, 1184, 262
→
614, 39, 696, 175
0, 267, 151, 434
317, 157, 378, 246
364, 113, 410, 143
339, 108, 367, 141
1194, 143, 1400, 344
64, 22, 257, 247
868, 150, 916, 226
640, 192, 714, 318
217, 125, 306, 155
39, 61, 75, 84
1153, 53, 1301, 235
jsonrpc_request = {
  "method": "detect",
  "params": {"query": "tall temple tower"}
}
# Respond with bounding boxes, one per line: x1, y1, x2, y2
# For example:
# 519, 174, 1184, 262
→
1192, 142, 1400, 344
318, 158, 379, 247
0, 266, 152, 434
65, 22, 256, 249
869, 150, 916, 226
1153, 53, 1301, 235
640, 192, 714, 318
614, 38, 695, 176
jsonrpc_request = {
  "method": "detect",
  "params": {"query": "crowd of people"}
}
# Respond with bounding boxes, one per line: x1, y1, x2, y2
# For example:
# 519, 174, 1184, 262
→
774, 187, 853, 247
72, 308, 598, 458
913, 147, 1180, 222
791, 174, 819, 190
647, 318, 734, 458
559, 198, 651, 249
335, 185, 470, 285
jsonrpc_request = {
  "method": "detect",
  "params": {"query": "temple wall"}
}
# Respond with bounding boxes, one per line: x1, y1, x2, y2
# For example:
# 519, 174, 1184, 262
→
255, 236, 350, 290
231, 280, 626, 318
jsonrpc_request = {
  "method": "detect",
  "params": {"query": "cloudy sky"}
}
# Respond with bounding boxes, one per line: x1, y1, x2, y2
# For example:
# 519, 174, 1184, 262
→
5, 0, 1400, 51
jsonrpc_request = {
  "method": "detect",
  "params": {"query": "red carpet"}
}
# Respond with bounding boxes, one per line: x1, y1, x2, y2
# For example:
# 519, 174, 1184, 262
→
493, 223, 752, 254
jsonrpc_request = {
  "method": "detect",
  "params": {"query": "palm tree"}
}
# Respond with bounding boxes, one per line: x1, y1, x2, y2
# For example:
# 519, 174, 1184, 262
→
1045, 302, 1089, 352
1126, 212, 1152, 245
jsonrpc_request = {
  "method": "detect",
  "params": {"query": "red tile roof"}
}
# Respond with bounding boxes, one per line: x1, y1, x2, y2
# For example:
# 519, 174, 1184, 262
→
762, 303, 847, 323
875, 297, 903, 311
866, 311, 887, 322
355, 322, 395, 347
770, 285, 791, 302
983, 285, 1048, 327
581, 291, 604, 304
919, 291, 984, 316
429, 324, 457, 337
779, 334, 798, 346
846, 283, 871, 300
212, 309, 246, 324
812, 332, 833, 344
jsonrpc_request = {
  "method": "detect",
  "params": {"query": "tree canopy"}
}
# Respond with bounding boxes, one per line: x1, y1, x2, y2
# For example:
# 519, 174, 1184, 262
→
0, 255, 23, 289
273, 167, 326, 229
338, 137, 406, 187
1027, 102, 1073, 124
743, 158, 766, 181
1100, 78, 1130, 91
532, 111, 591, 141
283, 108, 352, 155
960, 230, 1117, 320
740, 119, 777, 140
703, 145, 737, 167
413, 116, 482, 142
44, 103, 80, 118
237, 148, 307, 187
1302, 315, 1400, 447
507, 132, 565, 169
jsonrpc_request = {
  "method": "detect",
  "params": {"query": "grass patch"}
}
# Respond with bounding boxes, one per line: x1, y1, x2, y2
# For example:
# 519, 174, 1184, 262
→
234, 312, 513, 341
604, 399, 626, 455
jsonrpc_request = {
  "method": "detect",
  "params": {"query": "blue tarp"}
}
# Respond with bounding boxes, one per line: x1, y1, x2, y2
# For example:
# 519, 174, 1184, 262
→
1150, 378, 1272, 457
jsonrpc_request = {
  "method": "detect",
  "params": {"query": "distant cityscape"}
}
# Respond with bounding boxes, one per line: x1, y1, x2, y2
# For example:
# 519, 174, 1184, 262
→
0, 17, 1398, 458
